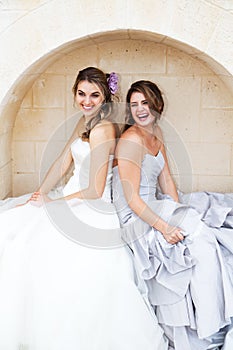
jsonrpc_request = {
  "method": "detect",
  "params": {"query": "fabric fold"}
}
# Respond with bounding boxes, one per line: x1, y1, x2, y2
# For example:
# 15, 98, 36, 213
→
113, 154, 233, 349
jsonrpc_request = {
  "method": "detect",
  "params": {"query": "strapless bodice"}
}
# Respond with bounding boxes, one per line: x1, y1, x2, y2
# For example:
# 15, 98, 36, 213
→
63, 138, 114, 202
112, 151, 165, 224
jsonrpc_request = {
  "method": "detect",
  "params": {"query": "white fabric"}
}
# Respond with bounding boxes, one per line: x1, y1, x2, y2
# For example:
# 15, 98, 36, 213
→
0, 138, 168, 350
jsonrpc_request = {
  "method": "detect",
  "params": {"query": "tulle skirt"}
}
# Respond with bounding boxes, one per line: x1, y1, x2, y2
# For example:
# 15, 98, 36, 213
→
0, 196, 168, 350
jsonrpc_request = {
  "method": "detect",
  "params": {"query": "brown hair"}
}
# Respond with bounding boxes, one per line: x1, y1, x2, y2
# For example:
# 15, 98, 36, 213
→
72, 67, 114, 140
125, 80, 164, 128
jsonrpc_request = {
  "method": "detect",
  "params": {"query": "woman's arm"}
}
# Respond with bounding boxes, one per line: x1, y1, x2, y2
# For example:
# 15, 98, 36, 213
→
59, 121, 116, 201
116, 131, 183, 244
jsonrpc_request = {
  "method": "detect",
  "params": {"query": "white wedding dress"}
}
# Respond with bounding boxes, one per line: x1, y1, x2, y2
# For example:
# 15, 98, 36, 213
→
0, 138, 168, 350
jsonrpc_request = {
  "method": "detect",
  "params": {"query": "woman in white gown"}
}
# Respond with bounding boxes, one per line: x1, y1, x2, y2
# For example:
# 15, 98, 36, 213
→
112, 80, 233, 350
0, 68, 168, 350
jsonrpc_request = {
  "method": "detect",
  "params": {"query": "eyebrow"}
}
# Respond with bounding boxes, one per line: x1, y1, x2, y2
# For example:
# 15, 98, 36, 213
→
130, 99, 147, 104
77, 89, 100, 94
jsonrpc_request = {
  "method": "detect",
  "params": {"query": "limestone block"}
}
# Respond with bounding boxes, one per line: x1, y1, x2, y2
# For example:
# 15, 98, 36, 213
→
35, 140, 67, 179
33, 74, 65, 108
0, 132, 11, 168
58, 38, 97, 56
231, 144, 233, 175
0, 163, 12, 199
169, 0, 222, 51
13, 173, 38, 196
0, 1, 86, 102
198, 175, 233, 192
163, 37, 200, 56
195, 52, 231, 76
91, 30, 129, 44
201, 76, 233, 108
35, 141, 47, 173
127, 0, 177, 35
157, 76, 201, 142
127, 0, 222, 53
205, 0, 233, 11
117, 74, 133, 102
65, 112, 83, 143
165, 146, 189, 176
13, 108, 66, 141
200, 109, 233, 143
128, 30, 165, 43
0, 11, 26, 33
167, 47, 212, 75
2, 72, 39, 108
13, 141, 35, 173
0, 53, 59, 105
0, 31, 42, 100
0, 72, 40, 135
219, 75, 233, 96
205, 11, 233, 75
80, 0, 128, 35
165, 141, 194, 183
0, 103, 17, 134
46, 46, 99, 75
25, 54, 63, 75
21, 89, 33, 108
186, 142, 231, 175
173, 174, 199, 193
0, 1, 47, 10
99, 40, 166, 74
66, 75, 80, 118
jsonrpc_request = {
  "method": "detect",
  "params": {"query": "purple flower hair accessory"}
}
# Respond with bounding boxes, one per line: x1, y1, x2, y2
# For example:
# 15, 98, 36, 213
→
107, 72, 119, 95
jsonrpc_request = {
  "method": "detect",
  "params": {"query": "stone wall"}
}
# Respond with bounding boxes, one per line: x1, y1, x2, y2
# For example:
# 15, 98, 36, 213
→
12, 40, 233, 195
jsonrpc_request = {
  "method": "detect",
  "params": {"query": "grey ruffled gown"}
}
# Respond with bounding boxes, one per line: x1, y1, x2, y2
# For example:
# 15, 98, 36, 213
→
112, 151, 233, 350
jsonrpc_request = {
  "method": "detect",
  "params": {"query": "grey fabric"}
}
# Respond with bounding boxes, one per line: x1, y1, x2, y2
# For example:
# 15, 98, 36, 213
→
113, 152, 233, 350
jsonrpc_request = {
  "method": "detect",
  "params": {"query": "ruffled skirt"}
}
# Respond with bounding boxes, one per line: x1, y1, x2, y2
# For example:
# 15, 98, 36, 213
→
119, 192, 233, 350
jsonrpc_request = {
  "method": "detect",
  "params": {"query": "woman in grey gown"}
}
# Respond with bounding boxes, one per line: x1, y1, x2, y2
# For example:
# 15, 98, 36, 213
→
112, 80, 233, 350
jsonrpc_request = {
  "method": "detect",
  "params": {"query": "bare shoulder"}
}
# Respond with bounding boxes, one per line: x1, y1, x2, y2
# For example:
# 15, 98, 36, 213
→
116, 126, 144, 159
90, 120, 116, 142
120, 126, 143, 145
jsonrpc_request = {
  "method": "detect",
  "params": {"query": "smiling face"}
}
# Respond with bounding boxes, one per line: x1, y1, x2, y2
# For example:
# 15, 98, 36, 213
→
75, 80, 105, 118
130, 92, 155, 129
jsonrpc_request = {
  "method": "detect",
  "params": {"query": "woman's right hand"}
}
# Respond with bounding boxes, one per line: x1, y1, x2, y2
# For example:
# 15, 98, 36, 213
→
15, 191, 42, 208
16, 191, 41, 208
29, 191, 41, 202
29, 191, 52, 207
161, 224, 184, 244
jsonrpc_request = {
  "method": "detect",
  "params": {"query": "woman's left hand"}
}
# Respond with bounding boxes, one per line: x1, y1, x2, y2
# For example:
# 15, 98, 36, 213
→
161, 224, 184, 244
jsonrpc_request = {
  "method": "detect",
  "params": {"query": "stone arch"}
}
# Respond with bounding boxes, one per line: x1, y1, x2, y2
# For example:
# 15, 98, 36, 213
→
0, 0, 232, 197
